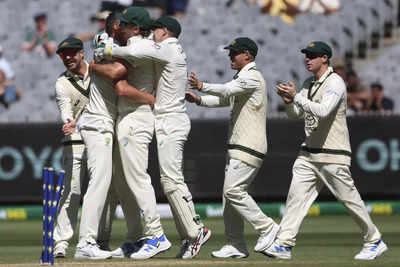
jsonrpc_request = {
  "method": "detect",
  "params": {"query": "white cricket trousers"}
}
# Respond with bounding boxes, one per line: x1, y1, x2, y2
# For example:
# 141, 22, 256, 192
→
116, 110, 163, 238
223, 158, 275, 249
276, 158, 382, 247
101, 143, 143, 244
156, 113, 204, 240
78, 129, 114, 246
53, 144, 86, 248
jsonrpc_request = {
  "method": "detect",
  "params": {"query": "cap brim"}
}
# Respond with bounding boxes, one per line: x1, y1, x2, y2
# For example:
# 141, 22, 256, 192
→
301, 48, 315, 54
56, 45, 82, 54
301, 47, 328, 55
224, 45, 241, 51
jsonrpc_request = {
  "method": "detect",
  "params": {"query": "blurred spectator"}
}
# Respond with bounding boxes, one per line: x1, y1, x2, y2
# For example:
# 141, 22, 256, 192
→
331, 57, 346, 81
21, 13, 57, 57
259, 0, 300, 24
297, 0, 340, 15
130, 0, 166, 16
0, 45, 15, 80
256, 0, 340, 24
166, 0, 189, 18
346, 70, 371, 113
0, 70, 21, 108
367, 83, 394, 114
76, 10, 111, 42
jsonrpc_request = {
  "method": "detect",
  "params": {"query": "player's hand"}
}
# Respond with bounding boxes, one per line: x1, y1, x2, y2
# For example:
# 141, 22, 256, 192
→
276, 83, 293, 104
94, 45, 106, 62
185, 91, 201, 105
188, 72, 203, 91
62, 118, 76, 136
276, 82, 296, 102
93, 31, 109, 48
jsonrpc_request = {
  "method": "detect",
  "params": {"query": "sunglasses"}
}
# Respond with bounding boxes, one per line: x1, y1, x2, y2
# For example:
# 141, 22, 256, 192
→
305, 53, 323, 60
58, 49, 80, 59
229, 50, 245, 58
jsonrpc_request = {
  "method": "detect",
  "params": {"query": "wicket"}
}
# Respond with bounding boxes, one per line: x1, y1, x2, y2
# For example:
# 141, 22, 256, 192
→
40, 167, 65, 265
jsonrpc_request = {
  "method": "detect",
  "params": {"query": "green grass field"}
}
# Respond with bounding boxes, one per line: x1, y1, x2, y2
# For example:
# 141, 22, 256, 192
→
0, 215, 399, 267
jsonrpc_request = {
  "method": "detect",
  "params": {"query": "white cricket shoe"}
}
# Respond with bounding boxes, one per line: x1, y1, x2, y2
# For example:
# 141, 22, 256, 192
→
54, 242, 67, 258
177, 227, 212, 259
354, 239, 388, 260
262, 241, 291, 259
74, 242, 112, 260
130, 234, 171, 259
211, 244, 249, 258
111, 240, 145, 258
176, 240, 190, 259
254, 223, 280, 252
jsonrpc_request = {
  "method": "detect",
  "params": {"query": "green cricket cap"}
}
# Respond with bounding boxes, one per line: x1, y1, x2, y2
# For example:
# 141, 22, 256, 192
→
56, 37, 83, 54
224, 37, 258, 58
152, 16, 182, 37
117, 7, 151, 28
301, 41, 332, 58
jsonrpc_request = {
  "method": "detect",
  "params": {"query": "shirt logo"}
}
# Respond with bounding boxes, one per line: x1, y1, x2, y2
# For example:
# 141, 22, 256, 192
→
105, 137, 111, 146
305, 113, 318, 131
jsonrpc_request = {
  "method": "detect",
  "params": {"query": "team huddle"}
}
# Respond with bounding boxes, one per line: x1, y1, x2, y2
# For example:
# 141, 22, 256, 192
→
53, 6, 388, 261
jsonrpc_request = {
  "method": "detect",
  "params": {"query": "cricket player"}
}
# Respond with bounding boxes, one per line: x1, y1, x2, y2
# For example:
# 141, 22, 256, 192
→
75, 11, 152, 259
186, 37, 279, 258
53, 37, 89, 258
90, 7, 170, 260
150, 16, 211, 259
264, 41, 388, 260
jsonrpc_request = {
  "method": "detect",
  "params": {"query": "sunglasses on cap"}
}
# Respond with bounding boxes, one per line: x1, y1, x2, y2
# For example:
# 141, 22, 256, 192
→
58, 48, 81, 59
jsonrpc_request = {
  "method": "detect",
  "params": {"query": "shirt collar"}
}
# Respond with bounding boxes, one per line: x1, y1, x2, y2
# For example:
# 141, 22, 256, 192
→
315, 66, 333, 83
238, 61, 256, 75
127, 35, 143, 46
160, 37, 178, 45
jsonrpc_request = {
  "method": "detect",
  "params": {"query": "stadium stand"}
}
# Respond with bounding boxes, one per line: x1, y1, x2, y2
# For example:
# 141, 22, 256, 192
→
0, 0, 398, 122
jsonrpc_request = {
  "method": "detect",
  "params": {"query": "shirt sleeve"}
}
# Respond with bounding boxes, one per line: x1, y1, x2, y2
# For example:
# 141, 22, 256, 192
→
286, 102, 304, 118
201, 75, 260, 98
55, 81, 73, 123
199, 95, 231, 107
111, 42, 169, 65
293, 78, 345, 119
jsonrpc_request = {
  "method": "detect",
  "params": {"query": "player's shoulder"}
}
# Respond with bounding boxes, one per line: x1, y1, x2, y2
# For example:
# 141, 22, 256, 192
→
327, 72, 346, 89
240, 64, 264, 81
56, 71, 69, 82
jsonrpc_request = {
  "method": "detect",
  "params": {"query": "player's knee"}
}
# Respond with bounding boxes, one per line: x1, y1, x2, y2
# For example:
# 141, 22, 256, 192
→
160, 176, 178, 194
223, 186, 245, 201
